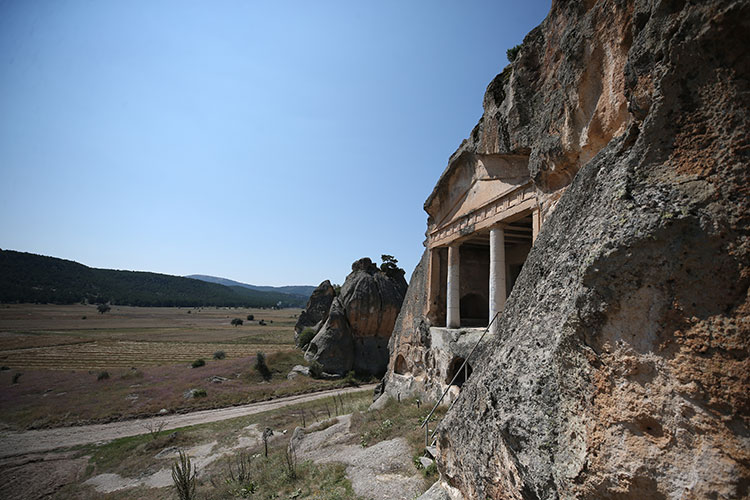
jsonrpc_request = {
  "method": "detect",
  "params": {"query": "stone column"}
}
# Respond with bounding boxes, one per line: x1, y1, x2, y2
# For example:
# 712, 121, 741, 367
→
489, 226, 506, 326
532, 207, 541, 242
446, 244, 460, 328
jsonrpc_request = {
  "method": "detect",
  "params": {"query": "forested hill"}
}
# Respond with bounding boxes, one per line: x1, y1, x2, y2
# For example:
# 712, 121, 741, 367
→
185, 274, 315, 298
0, 249, 306, 307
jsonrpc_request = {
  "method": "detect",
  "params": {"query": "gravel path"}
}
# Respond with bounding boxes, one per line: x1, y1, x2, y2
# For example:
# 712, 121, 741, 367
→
0, 384, 375, 459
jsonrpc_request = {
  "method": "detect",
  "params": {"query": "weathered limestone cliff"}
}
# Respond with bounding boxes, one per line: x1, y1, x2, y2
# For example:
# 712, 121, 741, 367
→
306, 258, 407, 377
294, 280, 335, 345
384, 0, 749, 498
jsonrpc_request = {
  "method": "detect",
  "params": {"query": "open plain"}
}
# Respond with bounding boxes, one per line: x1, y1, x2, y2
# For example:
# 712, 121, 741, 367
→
0, 304, 360, 430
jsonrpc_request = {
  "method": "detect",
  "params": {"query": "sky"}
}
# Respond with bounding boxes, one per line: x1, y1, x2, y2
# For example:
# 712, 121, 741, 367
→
0, 0, 551, 287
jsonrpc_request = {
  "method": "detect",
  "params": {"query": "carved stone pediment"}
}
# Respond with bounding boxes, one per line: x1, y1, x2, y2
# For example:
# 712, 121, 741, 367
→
425, 153, 533, 247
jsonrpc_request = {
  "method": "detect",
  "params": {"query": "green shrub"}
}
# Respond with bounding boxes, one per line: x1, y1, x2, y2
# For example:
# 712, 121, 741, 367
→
12, 372, 21, 384
343, 370, 359, 387
308, 360, 324, 379
231, 318, 244, 327
297, 327, 316, 349
192, 358, 206, 368
423, 461, 438, 478
247, 314, 254, 321
0, 366, 9, 371
213, 350, 226, 360
254, 352, 272, 381
192, 388, 207, 398
507, 43, 522, 62
97, 371, 110, 381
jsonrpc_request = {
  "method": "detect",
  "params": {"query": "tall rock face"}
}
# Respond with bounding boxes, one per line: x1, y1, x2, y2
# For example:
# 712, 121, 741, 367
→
384, 0, 749, 498
294, 280, 335, 345
305, 258, 408, 376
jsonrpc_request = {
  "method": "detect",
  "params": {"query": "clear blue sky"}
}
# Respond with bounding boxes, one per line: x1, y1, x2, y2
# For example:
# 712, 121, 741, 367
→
0, 0, 550, 286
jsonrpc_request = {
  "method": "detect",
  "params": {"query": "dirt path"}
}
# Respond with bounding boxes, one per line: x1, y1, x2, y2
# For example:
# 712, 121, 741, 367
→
0, 384, 375, 459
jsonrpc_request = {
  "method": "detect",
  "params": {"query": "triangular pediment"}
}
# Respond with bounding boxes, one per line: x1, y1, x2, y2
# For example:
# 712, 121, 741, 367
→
429, 154, 530, 231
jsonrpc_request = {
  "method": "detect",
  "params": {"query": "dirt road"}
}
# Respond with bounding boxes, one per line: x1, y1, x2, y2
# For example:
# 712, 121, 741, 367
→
0, 384, 375, 459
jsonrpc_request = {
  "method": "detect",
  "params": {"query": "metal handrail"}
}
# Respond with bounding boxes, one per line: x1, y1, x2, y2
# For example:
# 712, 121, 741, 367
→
420, 312, 501, 446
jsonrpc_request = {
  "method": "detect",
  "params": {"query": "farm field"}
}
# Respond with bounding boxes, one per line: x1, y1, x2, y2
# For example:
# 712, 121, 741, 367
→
0, 304, 361, 430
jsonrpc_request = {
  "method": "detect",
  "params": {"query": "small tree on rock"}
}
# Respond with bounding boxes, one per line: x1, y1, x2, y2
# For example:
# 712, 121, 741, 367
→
380, 254, 405, 279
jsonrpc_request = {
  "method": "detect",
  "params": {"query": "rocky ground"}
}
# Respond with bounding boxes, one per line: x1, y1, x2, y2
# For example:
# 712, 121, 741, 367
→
292, 414, 425, 500
0, 385, 378, 499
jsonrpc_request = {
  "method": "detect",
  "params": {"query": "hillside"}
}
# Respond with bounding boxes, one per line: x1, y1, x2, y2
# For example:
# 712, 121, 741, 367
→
0, 250, 306, 307
185, 274, 315, 299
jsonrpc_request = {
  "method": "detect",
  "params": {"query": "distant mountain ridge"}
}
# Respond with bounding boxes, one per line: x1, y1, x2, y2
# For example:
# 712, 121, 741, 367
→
0, 249, 307, 308
185, 275, 315, 299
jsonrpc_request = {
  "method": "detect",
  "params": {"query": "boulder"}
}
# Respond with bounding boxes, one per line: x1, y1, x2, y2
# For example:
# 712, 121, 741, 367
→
305, 258, 407, 376
294, 280, 335, 345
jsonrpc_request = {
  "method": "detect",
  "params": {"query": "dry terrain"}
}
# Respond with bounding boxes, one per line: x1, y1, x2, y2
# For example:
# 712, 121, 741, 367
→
0, 304, 365, 429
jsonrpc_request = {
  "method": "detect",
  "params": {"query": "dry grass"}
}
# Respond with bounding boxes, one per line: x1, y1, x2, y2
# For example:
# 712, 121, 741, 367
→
0, 304, 299, 372
0, 304, 369, 430
63, 392, 373, 499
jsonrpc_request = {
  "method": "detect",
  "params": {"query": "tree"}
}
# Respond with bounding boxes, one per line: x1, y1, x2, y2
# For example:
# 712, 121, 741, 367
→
380, 254, 405, 279
254, 352, 272, 381
507, 44, 522, 63
231, 318, 243, 326
247, 314, 254, 321
97, 303, 111, 314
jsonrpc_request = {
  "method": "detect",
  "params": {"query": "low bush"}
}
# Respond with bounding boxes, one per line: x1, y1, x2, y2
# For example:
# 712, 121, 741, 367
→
308, 360, 324, 379
192, 358, 206, 368
507, 43, 522, 62
213, 350, 226, 360
247, 314, 254, 321
297, 327, 316, 349
97, 371, 110, 381
254, 352, 272, 381
12, 372, 22, 384
231, 318, 244, 327
423, 461, 438, 478
343, 370, 359, 387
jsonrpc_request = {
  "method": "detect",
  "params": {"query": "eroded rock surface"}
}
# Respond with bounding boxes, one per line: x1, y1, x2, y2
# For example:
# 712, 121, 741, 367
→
305, 258, 407, 376
385, 0, 750, 498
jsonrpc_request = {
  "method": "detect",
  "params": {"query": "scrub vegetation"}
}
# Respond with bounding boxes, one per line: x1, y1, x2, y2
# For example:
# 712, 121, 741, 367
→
0, 304, 358, 430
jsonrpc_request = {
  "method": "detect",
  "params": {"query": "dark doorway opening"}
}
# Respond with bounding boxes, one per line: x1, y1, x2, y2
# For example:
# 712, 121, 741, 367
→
394, 354, 408, 375
446, 357, 473, 388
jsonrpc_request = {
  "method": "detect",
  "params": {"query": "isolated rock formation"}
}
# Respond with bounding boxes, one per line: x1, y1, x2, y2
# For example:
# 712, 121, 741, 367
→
294, 280, 335, 345
305, 258, 407, 376
385, 0, 750, 499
